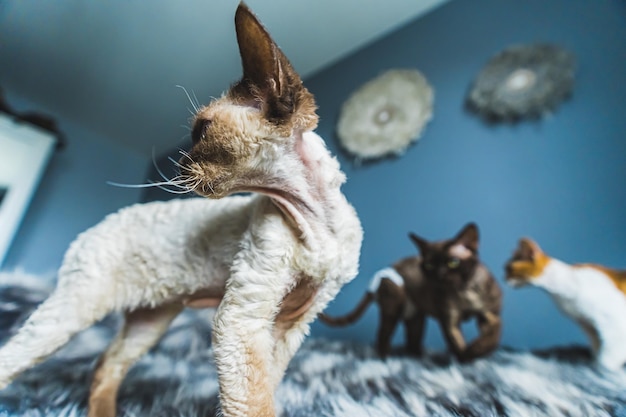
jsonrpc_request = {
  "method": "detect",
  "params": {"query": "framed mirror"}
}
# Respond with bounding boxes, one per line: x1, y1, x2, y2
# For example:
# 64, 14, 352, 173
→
0, 113, 56, 267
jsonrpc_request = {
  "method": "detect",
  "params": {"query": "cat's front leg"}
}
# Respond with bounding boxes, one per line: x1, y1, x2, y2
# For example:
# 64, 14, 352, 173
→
461, 310, 501, 362
575, 319, 600, 355
594, 329, 626, 371
438, 313, 466, 360
212, 270, 294, 417
213, 297, 275, 416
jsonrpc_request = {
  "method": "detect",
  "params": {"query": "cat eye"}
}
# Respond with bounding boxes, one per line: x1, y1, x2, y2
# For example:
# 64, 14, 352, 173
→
191, 119, 212, 144
447, 258, 460, 269
423, 262, 434, 271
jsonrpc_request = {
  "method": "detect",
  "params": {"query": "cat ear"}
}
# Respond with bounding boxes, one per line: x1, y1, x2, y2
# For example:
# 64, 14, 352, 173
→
235, 3, 281, 96
409, 232, 429, 255
454, 222, 479, 252
518, 238, 543, 260
233, 2, 317, 129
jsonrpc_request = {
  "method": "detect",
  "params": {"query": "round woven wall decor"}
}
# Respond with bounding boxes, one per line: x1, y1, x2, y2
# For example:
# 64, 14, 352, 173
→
336, 69, 434, 160
466, 43, 575, 122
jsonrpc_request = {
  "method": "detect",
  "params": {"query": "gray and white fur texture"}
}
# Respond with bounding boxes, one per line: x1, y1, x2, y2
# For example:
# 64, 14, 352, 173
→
1, 271, 625, 417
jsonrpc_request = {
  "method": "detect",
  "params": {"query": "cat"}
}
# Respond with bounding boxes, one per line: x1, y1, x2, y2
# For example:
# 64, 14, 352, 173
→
321, 223, 502, 361
505, 238, 626, 370
0, 4, 363, 417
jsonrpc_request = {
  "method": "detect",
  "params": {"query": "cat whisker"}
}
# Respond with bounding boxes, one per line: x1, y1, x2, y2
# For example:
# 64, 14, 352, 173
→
164, 150, 208, 193
178, 149, 194, 162
176, 85, 200, 112
170, 171, 205, 193
191, 90, 201, 111
107, 163, 195, 193
166, 157, 197, 191
152, 148, 175, 183
152, 183, 196, 194
184, 179, 200, 193
147, 149, 198, 194
168, 156, 187, 171
106, 179, 187, 189
203, 180, 215, 194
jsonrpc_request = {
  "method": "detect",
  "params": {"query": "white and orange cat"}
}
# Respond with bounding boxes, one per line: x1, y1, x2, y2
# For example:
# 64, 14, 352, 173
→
505, 238, 626, 370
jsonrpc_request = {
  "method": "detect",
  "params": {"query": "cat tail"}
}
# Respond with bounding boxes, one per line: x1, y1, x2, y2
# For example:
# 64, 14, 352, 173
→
318, 292, 375, 327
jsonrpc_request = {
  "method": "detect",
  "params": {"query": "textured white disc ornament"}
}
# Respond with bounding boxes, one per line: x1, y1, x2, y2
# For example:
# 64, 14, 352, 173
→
336, 69, 434, 160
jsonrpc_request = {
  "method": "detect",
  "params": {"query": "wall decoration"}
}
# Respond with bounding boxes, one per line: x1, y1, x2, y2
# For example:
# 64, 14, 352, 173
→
336, 69, 433, 161
466, 43, 575, 122
0, 114, 56, 267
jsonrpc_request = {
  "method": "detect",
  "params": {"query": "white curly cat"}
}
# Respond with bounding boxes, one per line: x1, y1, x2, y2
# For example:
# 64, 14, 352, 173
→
0, 4, 363, 417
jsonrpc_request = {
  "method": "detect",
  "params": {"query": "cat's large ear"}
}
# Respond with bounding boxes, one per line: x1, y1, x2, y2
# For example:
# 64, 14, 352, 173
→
453, 222, 479, 252
409, 232, 429, 255
518, 238, 543, 260
233, 2, 317, 130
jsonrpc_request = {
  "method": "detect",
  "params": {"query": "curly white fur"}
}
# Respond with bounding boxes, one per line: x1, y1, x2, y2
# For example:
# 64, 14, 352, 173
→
0, 136, 361, 417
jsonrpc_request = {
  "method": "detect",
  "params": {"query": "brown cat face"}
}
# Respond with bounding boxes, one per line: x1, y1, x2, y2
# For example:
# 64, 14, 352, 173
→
504, 238, 550, 287
409, 223, 480, 290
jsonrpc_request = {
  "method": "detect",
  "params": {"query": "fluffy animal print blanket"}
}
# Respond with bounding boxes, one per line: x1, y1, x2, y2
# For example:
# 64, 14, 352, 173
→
0, 271, 625, 417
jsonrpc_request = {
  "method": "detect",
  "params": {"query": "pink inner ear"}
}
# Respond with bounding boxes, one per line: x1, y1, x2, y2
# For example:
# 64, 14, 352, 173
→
449, 244, 472, 259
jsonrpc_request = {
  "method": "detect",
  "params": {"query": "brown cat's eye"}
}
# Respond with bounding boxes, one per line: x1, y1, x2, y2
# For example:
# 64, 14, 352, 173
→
447, 258, 460, 269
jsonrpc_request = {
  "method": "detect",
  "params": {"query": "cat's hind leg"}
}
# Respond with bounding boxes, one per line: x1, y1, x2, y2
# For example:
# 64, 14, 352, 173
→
403, 311, 426, 357
88, 303, 183, 417
596, 347, 626, 370
376, 279, 406, 358
0, 279, 113, 389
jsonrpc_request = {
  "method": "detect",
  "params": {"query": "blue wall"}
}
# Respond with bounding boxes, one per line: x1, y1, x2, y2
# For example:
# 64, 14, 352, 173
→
308, 0, 626, 351
0, 93, 146, 274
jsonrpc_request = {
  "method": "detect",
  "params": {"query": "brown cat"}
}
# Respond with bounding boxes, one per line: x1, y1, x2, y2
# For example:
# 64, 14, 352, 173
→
321, 223, 502, 361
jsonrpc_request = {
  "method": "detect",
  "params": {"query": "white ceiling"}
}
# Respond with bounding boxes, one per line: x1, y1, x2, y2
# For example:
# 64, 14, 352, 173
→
0, 0, 449, 156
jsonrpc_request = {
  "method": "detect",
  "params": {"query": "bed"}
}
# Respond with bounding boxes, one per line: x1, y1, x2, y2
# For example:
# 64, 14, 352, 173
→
0, 271, 624, 417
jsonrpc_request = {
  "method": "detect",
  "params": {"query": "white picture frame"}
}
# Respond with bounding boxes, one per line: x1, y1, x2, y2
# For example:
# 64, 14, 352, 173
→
0, 113, 56, 267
